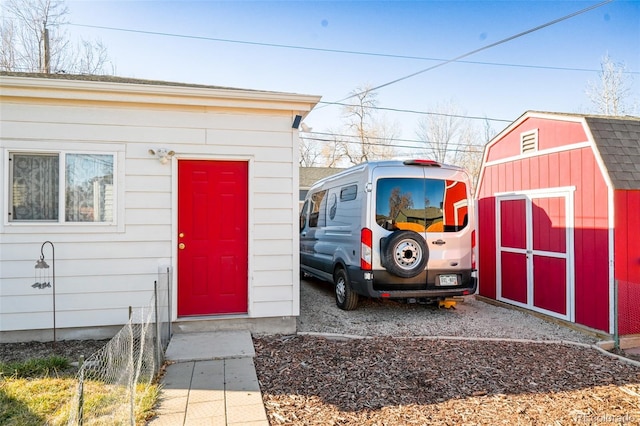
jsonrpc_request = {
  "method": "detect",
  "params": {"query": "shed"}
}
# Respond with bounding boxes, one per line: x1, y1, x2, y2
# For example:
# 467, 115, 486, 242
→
476, 111, 640, 337
0, 73, 320, 342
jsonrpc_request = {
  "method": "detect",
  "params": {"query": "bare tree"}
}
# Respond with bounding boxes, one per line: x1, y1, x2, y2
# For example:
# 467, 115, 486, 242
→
415, 100, 485, 187
0, 0, 112, 74
299, 124, 324, 167
415, 100, 469, 164
340, 86, 398, 165
586, 54, 637, 116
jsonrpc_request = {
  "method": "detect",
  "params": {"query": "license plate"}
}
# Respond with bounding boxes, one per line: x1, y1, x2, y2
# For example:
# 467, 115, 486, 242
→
439, 274, 458, 286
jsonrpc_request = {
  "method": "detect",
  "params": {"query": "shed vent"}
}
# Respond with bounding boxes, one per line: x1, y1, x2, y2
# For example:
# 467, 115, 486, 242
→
521, 129, 538, 154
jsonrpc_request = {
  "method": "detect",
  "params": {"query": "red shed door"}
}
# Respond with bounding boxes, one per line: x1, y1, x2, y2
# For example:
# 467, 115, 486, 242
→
177, 160, 248, 316
497, 191, 573, 320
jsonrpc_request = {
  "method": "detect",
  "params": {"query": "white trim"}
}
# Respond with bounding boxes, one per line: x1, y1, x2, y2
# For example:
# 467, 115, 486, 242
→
496, 188, 575, 322
2, 146, 124, 233
483, 141, 591, 168
495, 186, 576, 198
0, 75, 321, 112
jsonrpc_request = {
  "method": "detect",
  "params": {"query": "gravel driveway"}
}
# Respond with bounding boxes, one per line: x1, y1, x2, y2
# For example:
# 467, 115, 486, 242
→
296, 278, 601, 344
253, 278, 640, 425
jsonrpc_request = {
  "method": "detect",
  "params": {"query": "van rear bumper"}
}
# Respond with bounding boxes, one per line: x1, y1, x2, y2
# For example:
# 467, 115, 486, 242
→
347, 266, 477, 299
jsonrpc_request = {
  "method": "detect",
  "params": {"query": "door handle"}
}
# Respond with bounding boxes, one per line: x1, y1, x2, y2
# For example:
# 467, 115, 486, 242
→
432, 239, 446, 246
301, 232, 307, 237
178, 243, 186, 250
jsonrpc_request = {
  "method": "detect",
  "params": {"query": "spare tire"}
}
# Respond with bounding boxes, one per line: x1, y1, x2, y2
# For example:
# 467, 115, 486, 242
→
381, 230, 428, 278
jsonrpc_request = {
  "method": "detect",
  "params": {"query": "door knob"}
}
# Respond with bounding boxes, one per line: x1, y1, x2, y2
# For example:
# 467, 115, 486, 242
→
178, 243, 186, 250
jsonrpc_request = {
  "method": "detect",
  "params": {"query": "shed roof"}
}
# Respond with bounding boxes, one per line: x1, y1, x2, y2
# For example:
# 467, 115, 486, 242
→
585, 115, 640, 190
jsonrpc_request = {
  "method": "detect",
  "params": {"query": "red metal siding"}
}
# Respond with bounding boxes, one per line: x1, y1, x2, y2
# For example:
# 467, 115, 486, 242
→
572, 148, 609, 332
478, 116, 611, 333
614, 190, 640, 335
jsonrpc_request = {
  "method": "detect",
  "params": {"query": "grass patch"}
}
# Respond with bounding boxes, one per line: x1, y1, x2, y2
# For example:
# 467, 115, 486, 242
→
0, 356, 69, 378
0, 358, 159, 425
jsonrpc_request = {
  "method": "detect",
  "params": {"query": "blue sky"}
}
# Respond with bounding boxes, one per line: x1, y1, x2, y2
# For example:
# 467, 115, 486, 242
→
65, 0, 640, 138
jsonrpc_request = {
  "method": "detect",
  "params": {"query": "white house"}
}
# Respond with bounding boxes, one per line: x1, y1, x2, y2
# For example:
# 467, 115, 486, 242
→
0, 73, 320, 342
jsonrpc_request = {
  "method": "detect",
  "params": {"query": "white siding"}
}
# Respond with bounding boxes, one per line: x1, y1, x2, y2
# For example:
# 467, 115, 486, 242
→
0, 75, 319, 336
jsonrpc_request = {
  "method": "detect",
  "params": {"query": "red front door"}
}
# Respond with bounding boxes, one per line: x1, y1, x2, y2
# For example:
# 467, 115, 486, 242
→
177, 160, 248, 316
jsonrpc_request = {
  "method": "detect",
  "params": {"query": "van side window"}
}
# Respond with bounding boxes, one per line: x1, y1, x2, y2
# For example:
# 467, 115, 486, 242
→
375, 178, 468, 232
300, 200, 309, 231
308, 190, 327, 228
340, 185, 357, 201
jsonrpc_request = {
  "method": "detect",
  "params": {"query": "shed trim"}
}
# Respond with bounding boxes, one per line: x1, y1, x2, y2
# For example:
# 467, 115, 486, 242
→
483, 141, 590, 168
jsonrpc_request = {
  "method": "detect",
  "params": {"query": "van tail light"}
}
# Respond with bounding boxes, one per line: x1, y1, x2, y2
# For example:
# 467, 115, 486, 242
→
361, 228, 372, 270
471, 229, 477, 270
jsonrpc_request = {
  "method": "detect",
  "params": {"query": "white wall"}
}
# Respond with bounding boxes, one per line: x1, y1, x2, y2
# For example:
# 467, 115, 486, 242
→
0, 75, 319, 338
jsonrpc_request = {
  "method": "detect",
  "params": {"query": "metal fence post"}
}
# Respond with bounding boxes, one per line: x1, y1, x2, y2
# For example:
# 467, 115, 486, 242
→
154, 280, 162, 372
77, 355, 84, 426
167, 267, 172, 343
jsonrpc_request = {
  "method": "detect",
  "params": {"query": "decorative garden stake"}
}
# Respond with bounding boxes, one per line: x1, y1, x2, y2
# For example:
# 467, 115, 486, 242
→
34, 241, 56, 346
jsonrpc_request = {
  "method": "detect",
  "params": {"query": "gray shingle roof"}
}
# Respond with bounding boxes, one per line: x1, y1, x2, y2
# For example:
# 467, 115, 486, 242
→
585, 116, 640, 190
299, 167, 343, 188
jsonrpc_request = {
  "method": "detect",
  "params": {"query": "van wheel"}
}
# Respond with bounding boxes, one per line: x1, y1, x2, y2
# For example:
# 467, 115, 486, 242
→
334, 268, 358, 310
381, 230, 428, 278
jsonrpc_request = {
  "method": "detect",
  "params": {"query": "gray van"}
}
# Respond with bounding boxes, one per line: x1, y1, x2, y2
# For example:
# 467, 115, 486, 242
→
299, 159, 477, 310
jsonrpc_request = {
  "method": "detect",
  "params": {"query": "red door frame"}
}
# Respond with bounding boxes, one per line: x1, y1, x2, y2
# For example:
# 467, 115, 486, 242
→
177, 159, 249, 316
496, 188, 575, 321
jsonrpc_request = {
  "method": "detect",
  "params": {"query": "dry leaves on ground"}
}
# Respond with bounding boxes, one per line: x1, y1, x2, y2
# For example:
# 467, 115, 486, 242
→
254, 335, 640, 425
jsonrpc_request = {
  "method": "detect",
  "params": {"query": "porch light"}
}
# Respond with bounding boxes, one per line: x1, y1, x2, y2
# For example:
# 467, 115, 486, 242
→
148, 148, 175, 164
33, 241, 56, 346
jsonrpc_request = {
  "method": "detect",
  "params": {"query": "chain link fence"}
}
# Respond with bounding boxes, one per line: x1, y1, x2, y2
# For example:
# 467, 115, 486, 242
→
66, 268, 172, 425
614, 279, 640, 350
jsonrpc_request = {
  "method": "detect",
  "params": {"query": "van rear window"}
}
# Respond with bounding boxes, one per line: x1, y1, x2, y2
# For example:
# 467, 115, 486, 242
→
375, 178, 468, 232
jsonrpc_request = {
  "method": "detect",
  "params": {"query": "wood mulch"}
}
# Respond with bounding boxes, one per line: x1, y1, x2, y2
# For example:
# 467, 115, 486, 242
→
253, 335, 640, 425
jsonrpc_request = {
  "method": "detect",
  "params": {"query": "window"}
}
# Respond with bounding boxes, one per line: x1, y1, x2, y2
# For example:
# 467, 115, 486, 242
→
308, 190, 326, 228
340, 184, 357, 201
9, 152, 115, 223
299, 200, 309, 231
375, 178, 468, 233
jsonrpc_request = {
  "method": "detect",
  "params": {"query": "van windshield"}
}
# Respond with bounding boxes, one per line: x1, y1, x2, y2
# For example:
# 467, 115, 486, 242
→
375, 178, 468, 233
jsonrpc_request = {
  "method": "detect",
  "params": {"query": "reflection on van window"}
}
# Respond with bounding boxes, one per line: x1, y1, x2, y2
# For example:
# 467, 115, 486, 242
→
376, 178, 468, 232
299, 200, 309, 231
309, 190, 326, 228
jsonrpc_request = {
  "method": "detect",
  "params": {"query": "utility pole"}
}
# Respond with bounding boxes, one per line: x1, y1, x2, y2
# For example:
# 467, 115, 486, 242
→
42, 24, 50, 73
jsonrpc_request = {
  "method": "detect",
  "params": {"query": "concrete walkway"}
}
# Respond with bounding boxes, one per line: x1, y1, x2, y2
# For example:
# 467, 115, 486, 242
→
147, 330, 268, 426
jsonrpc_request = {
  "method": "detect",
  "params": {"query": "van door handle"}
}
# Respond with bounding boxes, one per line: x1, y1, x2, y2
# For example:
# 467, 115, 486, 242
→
301, 232, 307, 237
432, 239, 446, 245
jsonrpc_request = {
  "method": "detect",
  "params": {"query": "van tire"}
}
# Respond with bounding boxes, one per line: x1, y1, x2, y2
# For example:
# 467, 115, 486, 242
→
381, 230, 428, 278
334, 268, 358, 310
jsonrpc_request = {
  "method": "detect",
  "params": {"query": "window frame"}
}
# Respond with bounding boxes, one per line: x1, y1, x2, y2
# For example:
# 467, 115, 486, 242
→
3, 146, 124, 233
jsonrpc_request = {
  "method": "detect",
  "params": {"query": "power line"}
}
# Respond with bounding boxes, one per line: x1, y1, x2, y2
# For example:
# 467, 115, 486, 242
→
318, 101, 513, 123
64, 18, 637, 77
332, 0, 615, 104
301, 131, 487, 152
